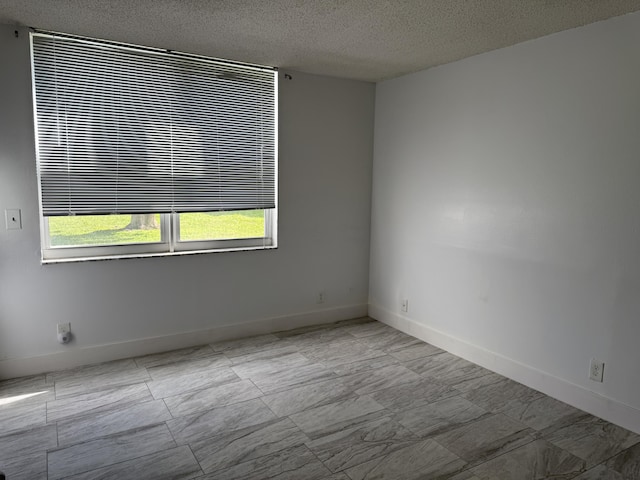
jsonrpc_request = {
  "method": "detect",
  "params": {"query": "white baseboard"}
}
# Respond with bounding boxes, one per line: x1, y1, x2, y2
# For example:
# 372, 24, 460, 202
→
369, 303, 640, 435
0, 304, 368, 380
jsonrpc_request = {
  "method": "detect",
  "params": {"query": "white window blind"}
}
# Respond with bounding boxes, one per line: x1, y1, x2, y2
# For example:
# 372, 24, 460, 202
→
31, 33, 276, 216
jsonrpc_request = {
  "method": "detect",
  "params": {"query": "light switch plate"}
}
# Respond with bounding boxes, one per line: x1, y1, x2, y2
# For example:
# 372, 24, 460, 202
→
5, 209, 22, 230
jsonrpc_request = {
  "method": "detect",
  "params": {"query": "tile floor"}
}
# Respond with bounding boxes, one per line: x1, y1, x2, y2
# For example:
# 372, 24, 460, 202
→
1, 317, 639, 479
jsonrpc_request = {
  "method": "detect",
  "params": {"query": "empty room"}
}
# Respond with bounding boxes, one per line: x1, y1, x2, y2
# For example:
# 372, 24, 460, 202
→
1, 1, 640, 479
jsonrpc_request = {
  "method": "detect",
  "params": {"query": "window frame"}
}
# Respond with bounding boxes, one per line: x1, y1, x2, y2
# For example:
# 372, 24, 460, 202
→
40, 210, 277, 263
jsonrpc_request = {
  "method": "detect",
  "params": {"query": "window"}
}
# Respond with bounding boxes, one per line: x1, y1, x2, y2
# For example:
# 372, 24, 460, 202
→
30, 32, 277, 262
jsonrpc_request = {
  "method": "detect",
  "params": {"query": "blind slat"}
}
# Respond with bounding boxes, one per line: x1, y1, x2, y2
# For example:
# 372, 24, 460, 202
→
32, 33, 277, 216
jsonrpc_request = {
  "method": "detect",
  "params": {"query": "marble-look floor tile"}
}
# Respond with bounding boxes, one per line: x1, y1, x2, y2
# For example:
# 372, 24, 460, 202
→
164, 379, 263, 417
275, 325, 350, 348
145, 355, 232, 380
57, 399, 172, 446
231, 352, 311, 379
199, 444, 331, 480
306, 416, 417, 472
572, 465, 626, 479
48, 423, 176, 479
331, 355, 400, 376
471, 439, 586, 479
133, 345, 217, 369
449, 372, 506, 394
63, 445, 202, 480
340, 320, 394, 338
0, 400, 46, 434
45, 359, 138, 383
261, 377, 354, 417
166, 398, 276, 444
289, 395, 385, 439
247, 362, 337, 394
448, 472, 482, 480
340, 364, 422, 395
192, 417, 308, 473
605, 442, 640, 478
299, 338, 385, 369
0, 374, 51, 391
0, 423, 57, 460
434, 413, 535, 467
54, 368, 151, 399
462, 377, 545, 418
46, 382, 152, 423
0, 452, 47, 480
405, 351, 493, 387
210, 333, 288, 358
334, 317, 377, 328
395, 395, 487, 437
272, 323, 334, 338
355, 329, 424, 353
228, 345, 301, 366
369, 376, 459, 413
345, 438, 466, 480
146, 366, 239, 399
510, 395, 588, 434
389, 342, 444, 362
0, 375, 54, 405
545, 416, 640, 468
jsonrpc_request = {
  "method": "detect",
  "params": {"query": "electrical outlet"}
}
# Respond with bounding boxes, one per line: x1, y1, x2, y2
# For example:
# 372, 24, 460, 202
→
317, 291, 326, 304
57, 322, 72, 344
401, 299, 409, 313
57, 323, 70, 335
589, 358, 604, 382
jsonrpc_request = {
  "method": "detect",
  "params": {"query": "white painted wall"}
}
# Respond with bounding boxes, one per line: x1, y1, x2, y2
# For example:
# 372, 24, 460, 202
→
370, 11, 640, 429
0, 25, 374, 376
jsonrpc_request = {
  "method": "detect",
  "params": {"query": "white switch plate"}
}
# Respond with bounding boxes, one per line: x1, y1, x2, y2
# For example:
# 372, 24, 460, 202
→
5, 208, 21, 230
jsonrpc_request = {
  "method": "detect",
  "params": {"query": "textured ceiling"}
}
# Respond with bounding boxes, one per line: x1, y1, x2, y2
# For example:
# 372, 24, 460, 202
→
1, 0, 640, 82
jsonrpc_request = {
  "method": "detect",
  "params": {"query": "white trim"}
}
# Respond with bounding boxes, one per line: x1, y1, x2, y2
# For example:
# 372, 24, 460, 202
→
0, 304, 368, 379
368, 303, 640, 435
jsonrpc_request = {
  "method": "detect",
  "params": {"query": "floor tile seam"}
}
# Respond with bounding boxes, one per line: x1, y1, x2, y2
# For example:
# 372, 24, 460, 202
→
352, 375, 427, 397
132, 344, 218, 369
433, 431, 539, 477
303, 418, 422, 475
467, 435, 551, 478
53, 380, 153, 401
47, 421, 176, 455
50, 444, 188, 480
259, 372, 351, 398
256, 395, 281, 419
393, 409, 495, 440
305, 438, 341, 476
577, 437, 640, 474
146, 361, 237, 382
48, 366, 148, 387
145, 371, 243, 401
499, 407, 590, 438
453, 393, 505, 420
245, 377, 268, 397
287, 402, 394, 440
185, 443, 207, 478
391, 349, 446, 363
153, 374, 256, 402
47, 395, 158, 426
193, 429, 312, 477
162, 388, 268, 419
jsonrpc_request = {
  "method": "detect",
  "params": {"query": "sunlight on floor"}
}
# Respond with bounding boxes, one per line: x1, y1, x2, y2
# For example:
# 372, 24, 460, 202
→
0, 391, 49, 406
